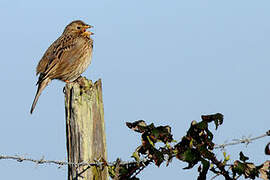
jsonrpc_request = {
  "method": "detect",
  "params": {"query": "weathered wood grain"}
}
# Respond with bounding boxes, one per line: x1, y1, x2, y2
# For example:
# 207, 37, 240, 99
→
65, 77, 108, 180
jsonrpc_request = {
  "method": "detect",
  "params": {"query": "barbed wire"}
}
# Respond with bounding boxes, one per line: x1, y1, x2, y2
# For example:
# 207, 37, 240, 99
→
0, 155, 105, 168
0, 130, 268, 168
0, 155, 146, 169
214, 130, 270, 149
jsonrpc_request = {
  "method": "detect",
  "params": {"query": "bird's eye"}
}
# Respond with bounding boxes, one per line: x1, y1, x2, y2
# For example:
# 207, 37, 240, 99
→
77, 26, 81, 30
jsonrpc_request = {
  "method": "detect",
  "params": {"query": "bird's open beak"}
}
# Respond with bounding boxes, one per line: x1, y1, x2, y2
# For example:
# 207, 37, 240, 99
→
82, 25, 94, 35
82, 25, 94, 37
82, 24, 94, 37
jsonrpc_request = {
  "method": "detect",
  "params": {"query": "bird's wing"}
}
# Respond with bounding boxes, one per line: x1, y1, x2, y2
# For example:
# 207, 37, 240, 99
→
36, 34, 76, 84
43, 37, 92, 81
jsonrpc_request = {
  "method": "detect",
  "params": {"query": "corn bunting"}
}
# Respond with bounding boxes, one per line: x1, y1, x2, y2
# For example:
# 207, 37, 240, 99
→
30, 20, 94, 114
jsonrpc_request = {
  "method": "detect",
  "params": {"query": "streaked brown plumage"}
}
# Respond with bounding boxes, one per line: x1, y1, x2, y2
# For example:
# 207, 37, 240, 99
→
30, 20, 94, 114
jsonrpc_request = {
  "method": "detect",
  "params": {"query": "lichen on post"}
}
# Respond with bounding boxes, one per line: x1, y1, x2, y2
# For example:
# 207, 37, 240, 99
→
64, 77, 108, 180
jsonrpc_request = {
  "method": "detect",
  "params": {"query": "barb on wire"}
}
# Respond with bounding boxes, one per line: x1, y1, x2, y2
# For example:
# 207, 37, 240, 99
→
214, 130, 270, 149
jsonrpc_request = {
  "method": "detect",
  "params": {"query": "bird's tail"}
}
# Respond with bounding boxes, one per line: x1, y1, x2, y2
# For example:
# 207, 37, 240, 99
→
30, 78, 51, 114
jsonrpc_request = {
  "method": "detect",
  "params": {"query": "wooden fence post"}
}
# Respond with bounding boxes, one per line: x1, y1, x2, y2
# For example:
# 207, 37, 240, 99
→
64, 77, 108, 180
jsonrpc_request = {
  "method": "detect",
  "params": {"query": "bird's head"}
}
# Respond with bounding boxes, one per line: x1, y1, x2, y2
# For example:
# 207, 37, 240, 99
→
63, 20, 93, 36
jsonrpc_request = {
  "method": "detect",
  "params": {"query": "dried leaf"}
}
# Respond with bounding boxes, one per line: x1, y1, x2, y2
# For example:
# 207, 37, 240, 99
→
259, 161, 270, 180
239, 151, 249, 162
126, 120, 147, 133
201, 113, 223, 130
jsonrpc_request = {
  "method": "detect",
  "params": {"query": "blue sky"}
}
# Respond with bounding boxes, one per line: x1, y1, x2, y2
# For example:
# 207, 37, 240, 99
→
0, 0, 269, 179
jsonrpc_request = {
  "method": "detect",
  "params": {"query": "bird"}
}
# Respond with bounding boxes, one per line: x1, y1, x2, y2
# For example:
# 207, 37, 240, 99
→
30, 20, 94, 114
